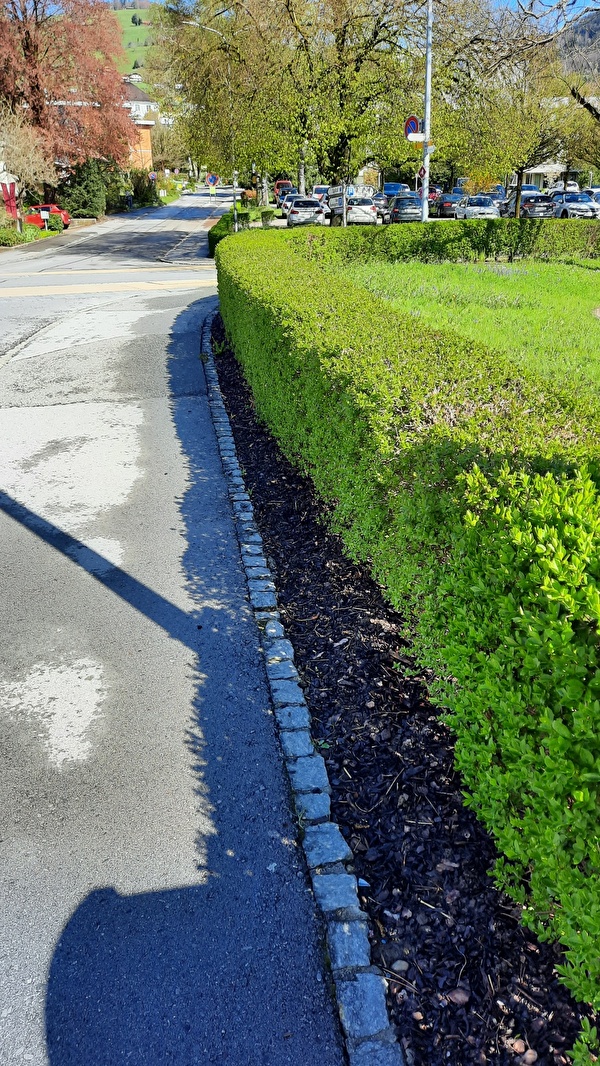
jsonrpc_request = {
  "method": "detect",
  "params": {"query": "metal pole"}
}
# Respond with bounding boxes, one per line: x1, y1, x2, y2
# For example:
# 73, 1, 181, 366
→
421, 0, 433, 223
342, 182, 347, 227
231, 169, 238, 232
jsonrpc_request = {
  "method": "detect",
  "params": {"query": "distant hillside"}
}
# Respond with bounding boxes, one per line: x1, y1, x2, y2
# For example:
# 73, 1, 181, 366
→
112, 5, 157, 81
562, 11, 600, 73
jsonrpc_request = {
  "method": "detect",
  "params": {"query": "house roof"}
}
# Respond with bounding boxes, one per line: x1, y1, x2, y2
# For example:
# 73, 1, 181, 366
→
123, 81, 154, 103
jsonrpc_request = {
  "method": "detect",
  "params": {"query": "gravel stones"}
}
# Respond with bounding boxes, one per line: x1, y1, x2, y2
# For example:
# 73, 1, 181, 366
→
203, 312, 405, 1066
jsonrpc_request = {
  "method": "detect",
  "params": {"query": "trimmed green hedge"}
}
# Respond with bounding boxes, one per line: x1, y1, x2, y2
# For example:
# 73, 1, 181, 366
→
216, 228, 600, 1029
287, 216, 600, 264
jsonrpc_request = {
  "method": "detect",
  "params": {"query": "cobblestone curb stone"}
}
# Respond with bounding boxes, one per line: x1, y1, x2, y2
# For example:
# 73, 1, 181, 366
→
201, 313, 406, 1066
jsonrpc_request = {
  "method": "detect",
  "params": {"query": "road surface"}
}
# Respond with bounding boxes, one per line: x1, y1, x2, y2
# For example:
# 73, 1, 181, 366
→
0, 192, 345, 1065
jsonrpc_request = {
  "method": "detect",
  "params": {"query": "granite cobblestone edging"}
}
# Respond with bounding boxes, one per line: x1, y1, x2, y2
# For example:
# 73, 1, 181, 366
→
200, 313, 406, 1066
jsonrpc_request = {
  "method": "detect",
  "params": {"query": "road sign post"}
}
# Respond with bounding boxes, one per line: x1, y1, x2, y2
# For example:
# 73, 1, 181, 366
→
421, 0, 434, 223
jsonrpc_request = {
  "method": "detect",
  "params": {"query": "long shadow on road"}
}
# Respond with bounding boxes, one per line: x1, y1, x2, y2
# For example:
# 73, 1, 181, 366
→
1, 294, 344, 1065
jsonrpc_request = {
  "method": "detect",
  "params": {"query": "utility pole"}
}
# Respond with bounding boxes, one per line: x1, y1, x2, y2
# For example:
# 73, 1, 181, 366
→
420, 0, 433, 223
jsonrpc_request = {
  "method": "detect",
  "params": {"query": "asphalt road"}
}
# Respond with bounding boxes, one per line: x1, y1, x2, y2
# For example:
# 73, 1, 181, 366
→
0, 193, 346, 1065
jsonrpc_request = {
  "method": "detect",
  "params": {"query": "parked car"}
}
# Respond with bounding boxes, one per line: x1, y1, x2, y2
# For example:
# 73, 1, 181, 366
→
550, 180, 580, 193
346, 197, 378, 224
25, 203, 71, 228
287, 198, 327, 226
383, 182, 410, 198
274, 179, 294, 203
582, 187, 600, 203
280, 192, 300, 216
431, 192, 462, 218
500, 192, 555, 218
311, 185, 329, 201
481, 189, 505, 208
549, 191, 600, 218
389, 193, 422, 223
454, 195, 499, 219
372, 192, 391, 222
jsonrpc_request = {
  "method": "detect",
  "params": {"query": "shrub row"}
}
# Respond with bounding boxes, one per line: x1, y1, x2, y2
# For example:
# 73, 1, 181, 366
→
215, 229, 600, 1031
287, 216, 600, 264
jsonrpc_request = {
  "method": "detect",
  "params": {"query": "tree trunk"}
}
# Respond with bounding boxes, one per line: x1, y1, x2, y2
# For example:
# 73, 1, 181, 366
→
298, 143, 306, 195
514, 169, 524, 219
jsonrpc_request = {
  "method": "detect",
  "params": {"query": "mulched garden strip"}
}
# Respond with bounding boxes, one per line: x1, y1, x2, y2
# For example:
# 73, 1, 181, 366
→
211, 313, 594, 1066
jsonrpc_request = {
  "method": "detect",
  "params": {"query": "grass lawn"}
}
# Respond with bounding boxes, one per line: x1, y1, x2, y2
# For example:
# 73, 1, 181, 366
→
113, 8, 156, 81
345, 258, 600, 394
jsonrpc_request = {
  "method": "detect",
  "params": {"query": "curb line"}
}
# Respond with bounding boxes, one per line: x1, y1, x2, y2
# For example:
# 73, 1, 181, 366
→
201, 312, 406, 1066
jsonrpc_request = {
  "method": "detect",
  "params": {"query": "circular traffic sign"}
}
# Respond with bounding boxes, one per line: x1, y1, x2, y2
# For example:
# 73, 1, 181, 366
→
206, 173, 220, 186
404, 115, 420, 138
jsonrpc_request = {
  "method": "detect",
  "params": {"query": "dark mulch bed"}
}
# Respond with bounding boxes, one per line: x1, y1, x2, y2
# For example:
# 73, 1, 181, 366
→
211, 314, 590, 1066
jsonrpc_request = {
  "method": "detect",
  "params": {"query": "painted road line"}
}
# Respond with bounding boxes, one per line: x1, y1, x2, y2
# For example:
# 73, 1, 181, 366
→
0, 267, 217, 278
0, 280, 217, 298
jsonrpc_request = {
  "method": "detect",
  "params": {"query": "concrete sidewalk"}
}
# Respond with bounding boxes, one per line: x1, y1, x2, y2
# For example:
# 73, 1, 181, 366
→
0, 203, 346, 1065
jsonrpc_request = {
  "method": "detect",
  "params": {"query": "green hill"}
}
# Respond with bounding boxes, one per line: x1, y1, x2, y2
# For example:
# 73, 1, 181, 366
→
113, 7, 156, 81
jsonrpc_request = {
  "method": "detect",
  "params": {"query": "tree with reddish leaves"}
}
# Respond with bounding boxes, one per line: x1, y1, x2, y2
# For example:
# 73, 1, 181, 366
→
0, 0, 135, 165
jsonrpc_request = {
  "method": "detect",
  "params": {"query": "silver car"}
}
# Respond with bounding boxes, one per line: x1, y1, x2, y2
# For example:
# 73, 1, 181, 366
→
286, 198, 327, 227
455, 195, 500, 220
550, 192, 600, 219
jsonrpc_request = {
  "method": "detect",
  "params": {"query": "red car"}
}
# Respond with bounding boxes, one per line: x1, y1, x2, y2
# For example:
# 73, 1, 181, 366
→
25, 203, 71, 228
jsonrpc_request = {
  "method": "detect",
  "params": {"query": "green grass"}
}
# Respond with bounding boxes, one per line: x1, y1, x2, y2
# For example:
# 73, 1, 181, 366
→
344, 258, 600, 395
113, 8, 156, 80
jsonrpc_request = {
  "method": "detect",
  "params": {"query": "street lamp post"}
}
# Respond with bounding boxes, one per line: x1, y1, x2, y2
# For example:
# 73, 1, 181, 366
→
420, 0, 433, 223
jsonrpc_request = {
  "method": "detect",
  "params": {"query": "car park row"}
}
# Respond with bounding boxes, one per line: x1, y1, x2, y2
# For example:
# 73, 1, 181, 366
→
272, 181, 600, 225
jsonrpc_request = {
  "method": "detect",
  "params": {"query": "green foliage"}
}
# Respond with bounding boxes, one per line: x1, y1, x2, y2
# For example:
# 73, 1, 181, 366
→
261, 209, 275, 226
59, 159, 107, 217
0, 226, 25, 245
216, 228, 600, 1026
130, 168, 158, 206
47, 214, 64, 231
569, 1018, 600, 1065
345, 259, 600, 396
287, 218, 600, 266
0, 223, 47, 244
208, 214, 233, 255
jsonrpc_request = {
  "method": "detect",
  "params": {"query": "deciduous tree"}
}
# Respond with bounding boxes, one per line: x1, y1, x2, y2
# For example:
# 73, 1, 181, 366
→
0, 0, 135, 165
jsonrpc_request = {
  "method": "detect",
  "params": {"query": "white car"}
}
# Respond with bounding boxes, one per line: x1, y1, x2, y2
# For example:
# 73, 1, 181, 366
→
286, 198, 327, 226
551, 180, 580, 193
550, 191, 600, 219
280, 194, 300, 217
454, 195, 500, 220
345, 197, 378, 224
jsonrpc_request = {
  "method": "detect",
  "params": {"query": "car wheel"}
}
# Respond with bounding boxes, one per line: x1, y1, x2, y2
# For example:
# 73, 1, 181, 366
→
561, 210, 569, 219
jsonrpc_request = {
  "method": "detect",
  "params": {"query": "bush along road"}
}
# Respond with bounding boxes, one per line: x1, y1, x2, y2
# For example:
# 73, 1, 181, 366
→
213, 221, 600, 1064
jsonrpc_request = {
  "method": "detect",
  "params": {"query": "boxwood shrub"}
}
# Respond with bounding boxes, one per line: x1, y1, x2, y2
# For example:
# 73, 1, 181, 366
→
216, 228, 600, 1028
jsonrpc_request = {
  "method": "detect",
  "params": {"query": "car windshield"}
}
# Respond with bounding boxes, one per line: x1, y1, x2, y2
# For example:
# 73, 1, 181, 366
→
349, 198, 374, 205
396, 196, 420, 204
523, 195, 550, 202
469, 197, 493, 205
313, 187, 328, 194
566, 193, 591, 202
293, 200, 320, 208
